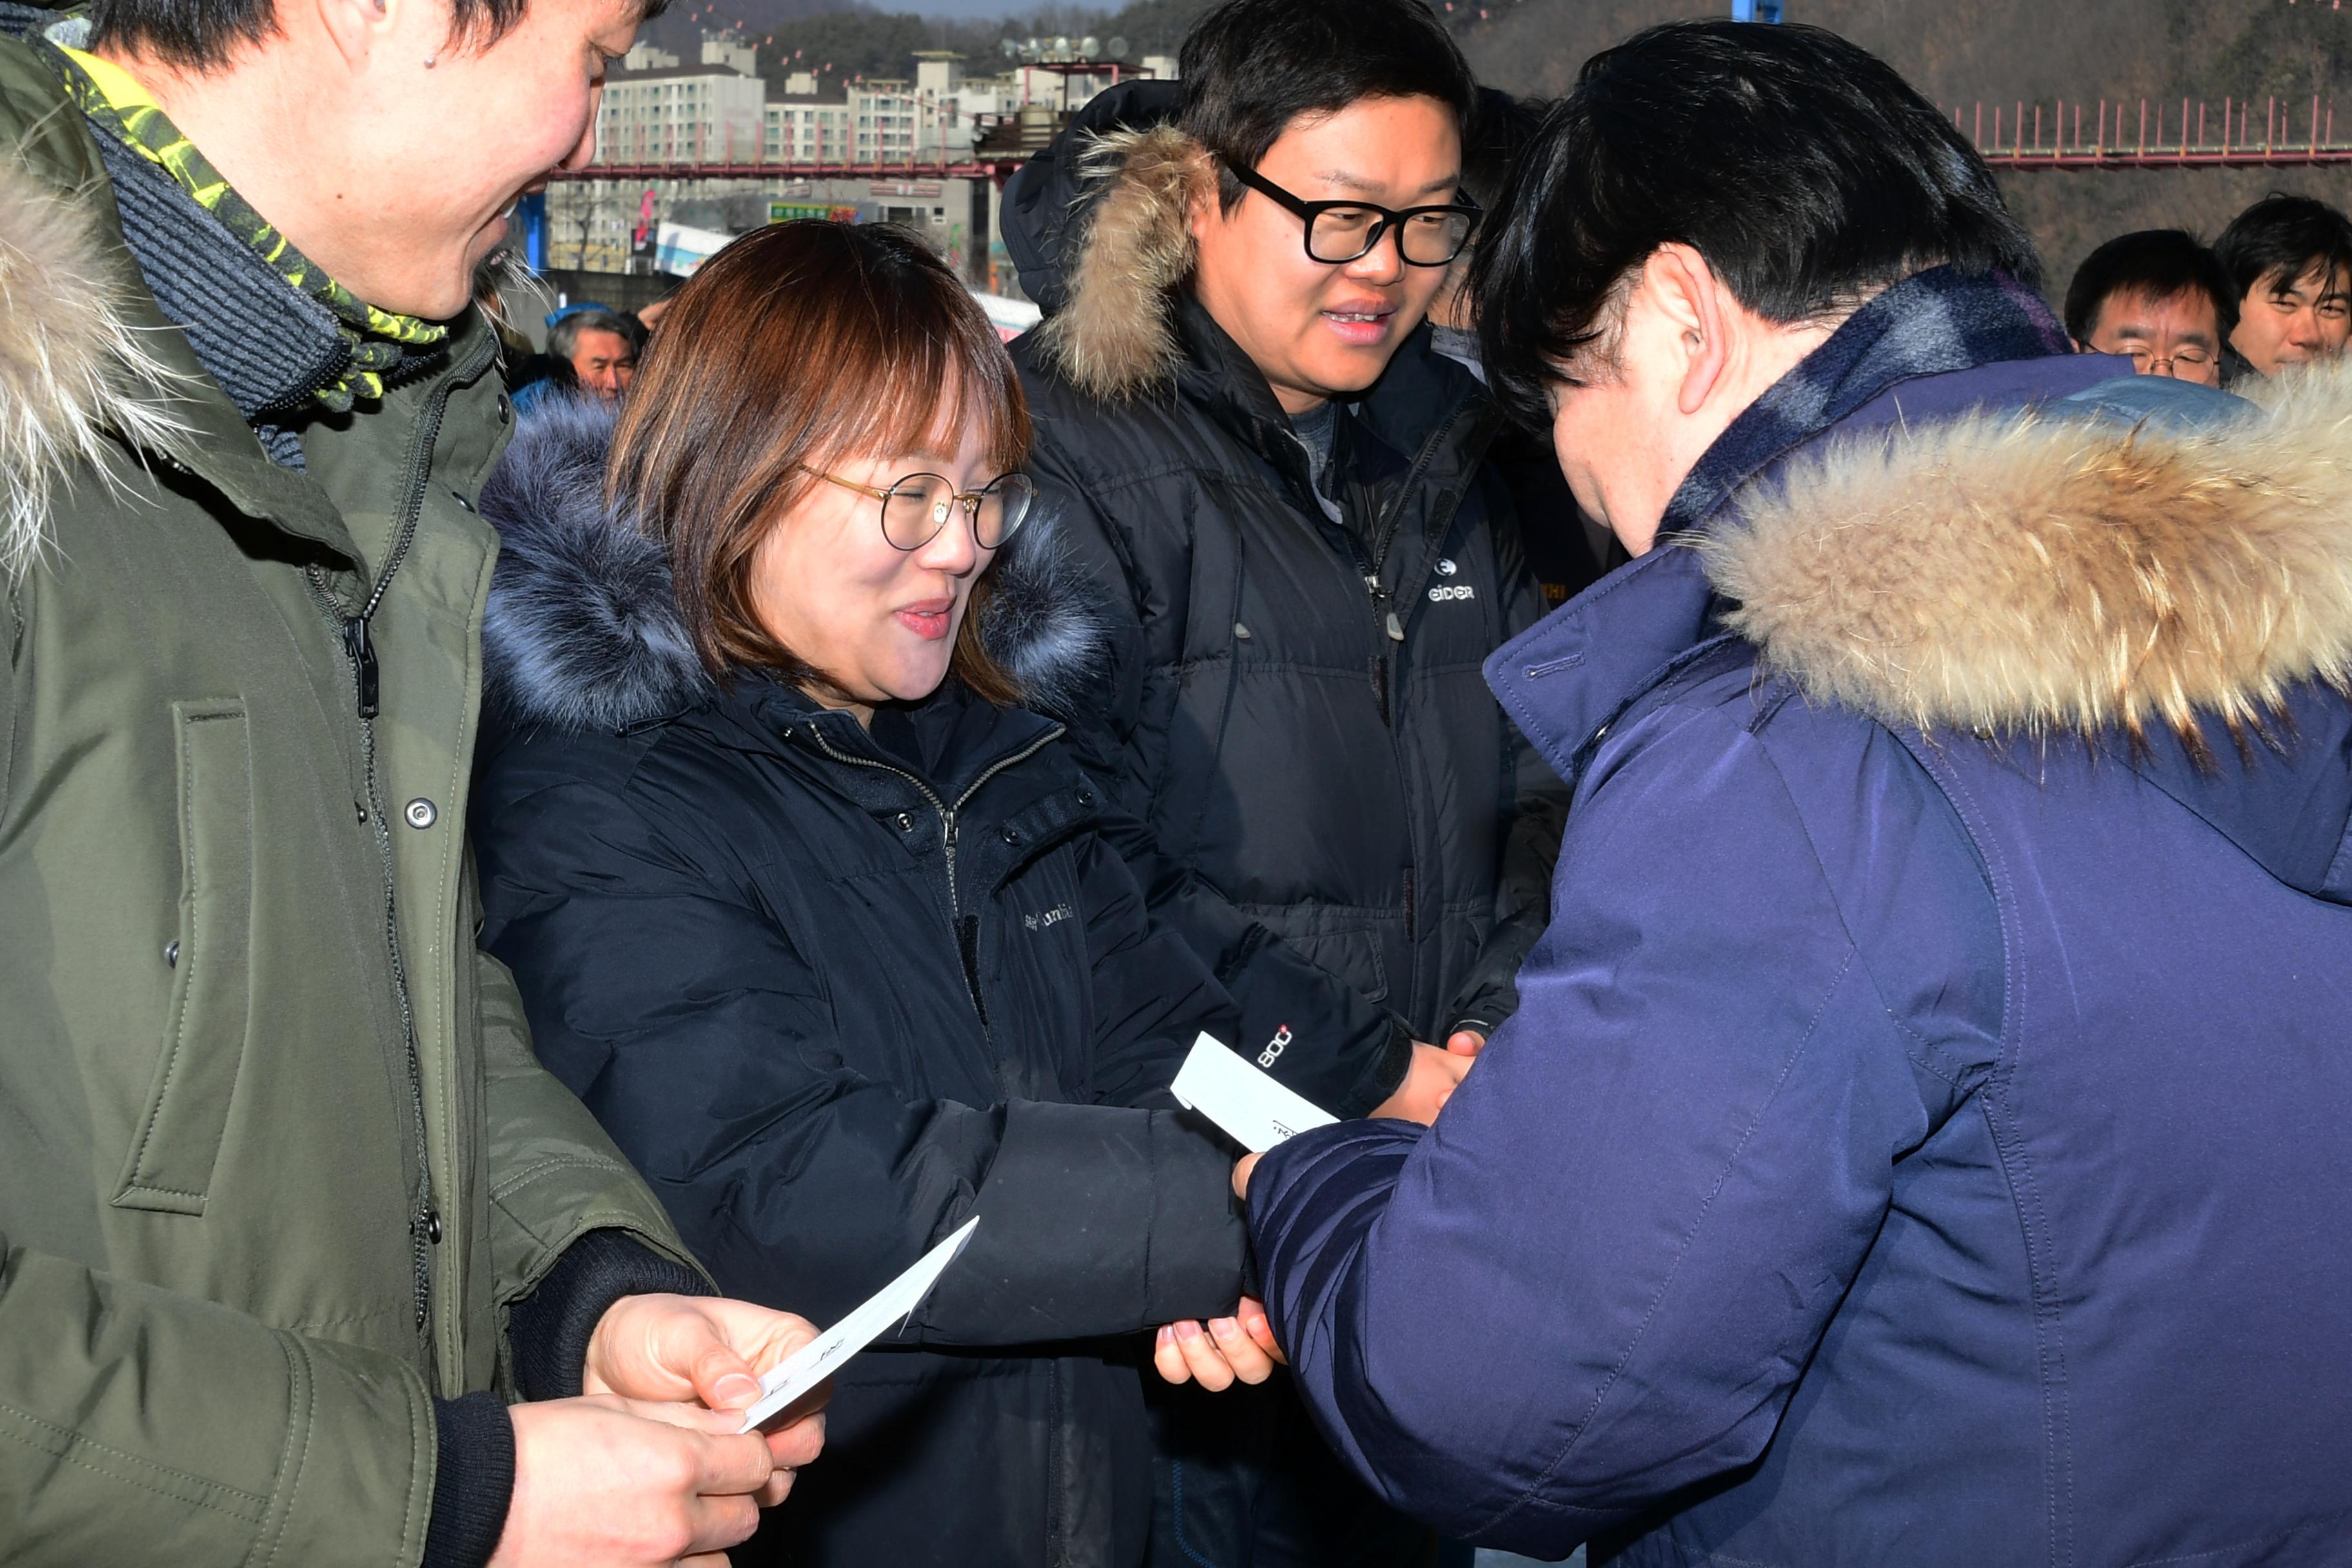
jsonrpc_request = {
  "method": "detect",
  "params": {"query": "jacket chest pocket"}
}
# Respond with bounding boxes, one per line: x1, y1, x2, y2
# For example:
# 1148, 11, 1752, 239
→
114, 701, 256, 1215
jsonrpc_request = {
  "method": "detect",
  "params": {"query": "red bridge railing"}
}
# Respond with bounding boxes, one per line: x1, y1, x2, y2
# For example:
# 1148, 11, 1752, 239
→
1949, 93, 2349, 168
550, 159, 1014, 182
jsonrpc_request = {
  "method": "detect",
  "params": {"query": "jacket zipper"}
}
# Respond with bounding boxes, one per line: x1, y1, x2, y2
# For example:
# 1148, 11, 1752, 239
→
299, 339, 493, 1359
1357, 398, 1484, 728
1343, 398, 1489, 994
803, 721, 1064, 1021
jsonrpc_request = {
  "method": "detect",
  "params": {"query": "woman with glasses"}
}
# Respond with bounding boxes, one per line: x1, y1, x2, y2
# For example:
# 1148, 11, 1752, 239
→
469, 221, 1275, 1567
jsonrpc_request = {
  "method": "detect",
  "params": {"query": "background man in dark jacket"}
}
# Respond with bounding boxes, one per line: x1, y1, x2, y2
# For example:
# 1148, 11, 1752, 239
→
2063, 228, 2235, 387
1240, 22, 2352, 1566
1001, 3, 1562, 1562
0, 3, 825, 1564
2213, 192, 2352, 377
1004, 0, 1559, 1175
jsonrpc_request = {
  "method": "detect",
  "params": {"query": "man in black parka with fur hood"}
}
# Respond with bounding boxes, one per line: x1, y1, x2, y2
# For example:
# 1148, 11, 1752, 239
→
1000, 2, 1563, 1561
1004, 10, 1560, 1142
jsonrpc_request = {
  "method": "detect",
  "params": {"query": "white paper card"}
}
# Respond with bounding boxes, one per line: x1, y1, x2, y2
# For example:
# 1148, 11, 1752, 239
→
737, 1217, 980, 1432
1168, 1033, 1338, 1153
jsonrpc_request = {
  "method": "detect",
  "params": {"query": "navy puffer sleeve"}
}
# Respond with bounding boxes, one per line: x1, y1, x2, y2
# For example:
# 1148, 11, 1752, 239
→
1244, 703, 1982, 1555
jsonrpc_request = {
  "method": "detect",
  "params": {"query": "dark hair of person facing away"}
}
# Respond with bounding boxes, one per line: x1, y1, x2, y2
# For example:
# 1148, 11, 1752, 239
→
1460, 88, 1547, 216
2063, 230, 2237, 345
2213, 192, 2352, 302
87, 0, 668, 69
608, 220, 1028, 705
1179, 0, 1478, 215
1470, 21, 2041, 426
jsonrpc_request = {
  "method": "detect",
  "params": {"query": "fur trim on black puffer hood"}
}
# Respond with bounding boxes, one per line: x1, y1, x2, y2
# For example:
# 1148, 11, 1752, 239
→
478, 395, 1112, 732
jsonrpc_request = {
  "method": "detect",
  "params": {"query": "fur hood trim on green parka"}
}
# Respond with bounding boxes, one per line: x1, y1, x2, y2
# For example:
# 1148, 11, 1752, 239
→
0, 146, 190, 578
1700, 357, 2352, 747
1031, 123, 1210, 402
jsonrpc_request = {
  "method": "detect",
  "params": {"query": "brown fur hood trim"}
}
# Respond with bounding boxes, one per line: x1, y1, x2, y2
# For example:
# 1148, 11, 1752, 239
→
1701, 358, 2352, 741
0, 150, 188, 577
1032, 123, 1210, 401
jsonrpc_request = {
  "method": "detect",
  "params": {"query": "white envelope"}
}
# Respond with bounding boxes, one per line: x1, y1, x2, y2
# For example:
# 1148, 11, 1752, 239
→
1168, 1033, 1338, 1153
738, 1216, 980, 1432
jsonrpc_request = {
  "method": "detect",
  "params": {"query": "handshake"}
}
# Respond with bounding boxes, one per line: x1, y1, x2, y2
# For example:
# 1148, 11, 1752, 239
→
1150, 1029, 1485, 1396
509, 1031, 1481, 1562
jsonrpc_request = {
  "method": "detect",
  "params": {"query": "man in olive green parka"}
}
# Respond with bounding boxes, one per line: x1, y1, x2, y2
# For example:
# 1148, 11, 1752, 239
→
0, 2, 826, 1563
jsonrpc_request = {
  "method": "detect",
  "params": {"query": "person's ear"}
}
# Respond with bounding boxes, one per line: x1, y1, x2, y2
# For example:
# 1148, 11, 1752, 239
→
313, 0, 395, 72
1187, 170, 1226, 250
1643, 244, 1730, 418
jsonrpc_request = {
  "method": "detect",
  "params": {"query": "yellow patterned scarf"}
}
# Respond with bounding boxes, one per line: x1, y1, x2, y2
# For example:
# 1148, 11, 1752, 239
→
57, 45, 447, 411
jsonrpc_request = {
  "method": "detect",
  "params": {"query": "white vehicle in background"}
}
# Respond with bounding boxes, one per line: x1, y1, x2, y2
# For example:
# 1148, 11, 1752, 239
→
970, 290, 1042, 342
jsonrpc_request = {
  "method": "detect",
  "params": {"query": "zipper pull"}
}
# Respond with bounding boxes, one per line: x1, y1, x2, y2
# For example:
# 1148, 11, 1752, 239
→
343, 616, 380, 720
1385, 610, 1406, 642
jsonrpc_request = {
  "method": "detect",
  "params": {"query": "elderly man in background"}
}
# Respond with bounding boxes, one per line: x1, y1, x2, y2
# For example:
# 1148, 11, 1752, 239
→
549, 304, 637, 397
511, 302, 638, 413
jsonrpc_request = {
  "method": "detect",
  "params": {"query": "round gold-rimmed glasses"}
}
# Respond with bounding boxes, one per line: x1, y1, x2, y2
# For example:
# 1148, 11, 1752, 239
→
798, 464, 1037, 551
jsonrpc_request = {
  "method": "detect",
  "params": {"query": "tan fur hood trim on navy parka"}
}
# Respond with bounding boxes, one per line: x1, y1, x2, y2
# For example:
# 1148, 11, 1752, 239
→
1701, 358, 2352, 743
1032, 123, 1210, 402
0, 148, 188, 578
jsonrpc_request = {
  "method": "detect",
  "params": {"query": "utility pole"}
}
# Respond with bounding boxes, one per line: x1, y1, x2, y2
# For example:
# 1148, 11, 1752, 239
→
1730, 1, 1783, 17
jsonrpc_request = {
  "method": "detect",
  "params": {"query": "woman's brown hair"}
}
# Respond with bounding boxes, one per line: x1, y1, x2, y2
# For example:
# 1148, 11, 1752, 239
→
607, 220, 1032, 705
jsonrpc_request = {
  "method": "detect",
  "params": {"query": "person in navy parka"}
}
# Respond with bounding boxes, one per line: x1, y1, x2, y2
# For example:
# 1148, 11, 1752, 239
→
470, 223, 1280, 1568
1239, 23, 2352, 1567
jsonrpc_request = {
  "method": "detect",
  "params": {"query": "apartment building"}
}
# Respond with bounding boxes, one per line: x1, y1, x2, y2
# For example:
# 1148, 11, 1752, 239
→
594, 34, 765, 166
764, 74, 852, 164
545, 30, 1173, 288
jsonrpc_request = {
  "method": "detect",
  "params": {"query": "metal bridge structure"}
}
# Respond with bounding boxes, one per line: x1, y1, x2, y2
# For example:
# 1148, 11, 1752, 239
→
1946, 93, 2351, 169
547, 156, 1023, 186
543, 96, 2351, 193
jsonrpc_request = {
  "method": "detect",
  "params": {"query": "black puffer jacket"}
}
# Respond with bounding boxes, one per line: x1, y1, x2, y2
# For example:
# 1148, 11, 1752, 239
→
1003, 85, 1565, 1115
469, 400, 1249, 1568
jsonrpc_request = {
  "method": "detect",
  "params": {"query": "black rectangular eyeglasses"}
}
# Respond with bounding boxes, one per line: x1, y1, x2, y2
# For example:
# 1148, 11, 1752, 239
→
1222, 158, 1482, 268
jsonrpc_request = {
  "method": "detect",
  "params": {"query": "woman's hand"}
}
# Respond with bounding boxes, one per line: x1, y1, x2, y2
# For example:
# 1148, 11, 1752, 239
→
1152, 1297, 1286, 1389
